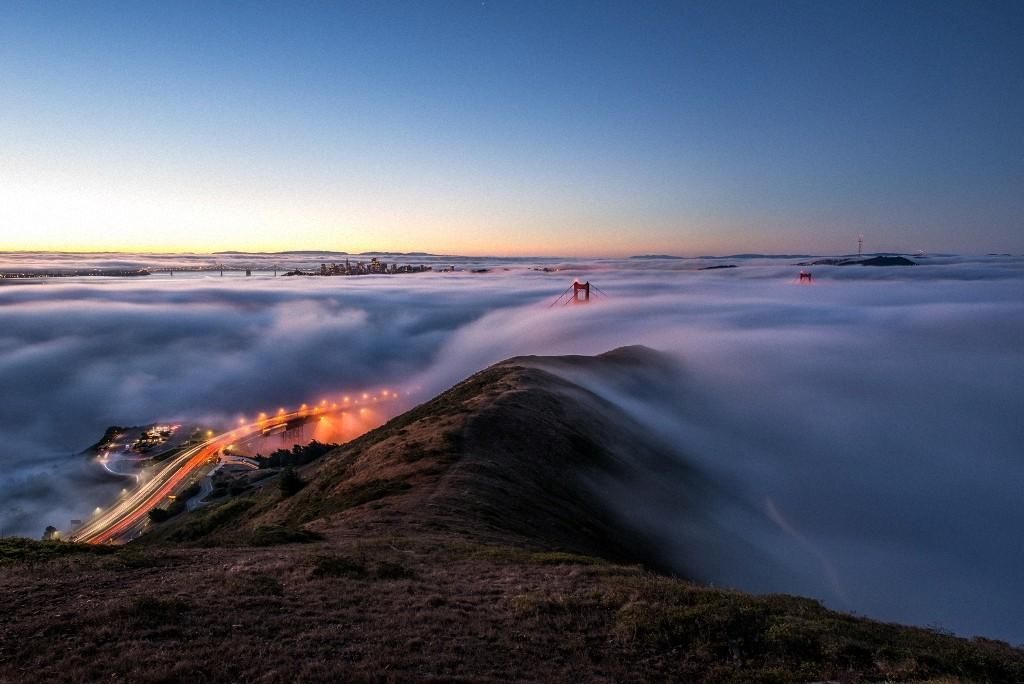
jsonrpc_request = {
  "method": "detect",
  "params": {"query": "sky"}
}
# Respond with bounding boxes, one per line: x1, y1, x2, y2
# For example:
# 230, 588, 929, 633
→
1, 254, 1022, 642
1, 1, 1022, 255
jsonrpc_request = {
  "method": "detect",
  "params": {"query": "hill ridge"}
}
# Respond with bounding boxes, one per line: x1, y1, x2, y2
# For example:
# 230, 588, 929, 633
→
2, 347, 1022, 682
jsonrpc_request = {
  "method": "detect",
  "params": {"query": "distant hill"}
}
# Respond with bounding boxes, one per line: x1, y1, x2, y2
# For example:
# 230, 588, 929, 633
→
1, 348, 1021, 682
213, 250, 351, 256
698, 254, 813, 259
629, 254, 684, 259
859, 255, 917, 266
357, 251, 437, 257
148, 346, 674, 566
798, 255, 917, 266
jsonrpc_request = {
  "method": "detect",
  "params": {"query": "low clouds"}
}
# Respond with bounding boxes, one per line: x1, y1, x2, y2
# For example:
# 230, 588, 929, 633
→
1, 253, 1022, 642
0, 273, 525, 537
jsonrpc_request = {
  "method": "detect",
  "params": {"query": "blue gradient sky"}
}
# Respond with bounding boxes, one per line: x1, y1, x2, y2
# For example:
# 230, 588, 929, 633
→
1, 1, 1021, 255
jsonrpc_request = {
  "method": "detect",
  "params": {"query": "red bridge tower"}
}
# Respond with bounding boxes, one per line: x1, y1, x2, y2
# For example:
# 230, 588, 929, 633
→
550, 280, 607, 307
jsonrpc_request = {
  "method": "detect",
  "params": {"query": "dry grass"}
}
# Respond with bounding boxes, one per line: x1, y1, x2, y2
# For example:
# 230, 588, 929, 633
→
2, 353, 1021, 682
2, 534, 1020, 683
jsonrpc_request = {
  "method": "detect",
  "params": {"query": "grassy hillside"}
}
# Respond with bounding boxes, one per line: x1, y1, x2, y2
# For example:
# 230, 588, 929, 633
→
1, 348, 1021, 682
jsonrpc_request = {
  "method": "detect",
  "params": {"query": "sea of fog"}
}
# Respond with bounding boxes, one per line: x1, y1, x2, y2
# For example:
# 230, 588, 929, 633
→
1, 251, 1022, 643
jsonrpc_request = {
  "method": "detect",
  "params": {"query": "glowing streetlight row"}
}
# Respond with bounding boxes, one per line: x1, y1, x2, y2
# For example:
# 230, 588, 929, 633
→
77, 385, 420, 544
229, 389, 408, 429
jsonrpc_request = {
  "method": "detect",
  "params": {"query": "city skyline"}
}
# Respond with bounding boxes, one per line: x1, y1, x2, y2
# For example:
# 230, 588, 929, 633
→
2, 2, 1022, 255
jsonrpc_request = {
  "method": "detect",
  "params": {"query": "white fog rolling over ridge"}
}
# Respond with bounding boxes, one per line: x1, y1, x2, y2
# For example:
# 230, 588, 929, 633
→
1, 253, 1022, 643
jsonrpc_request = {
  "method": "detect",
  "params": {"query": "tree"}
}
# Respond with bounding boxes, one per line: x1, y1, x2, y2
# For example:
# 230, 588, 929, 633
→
257, 440, 336, 469
42, 525, 58, 541
279, 466, 305, 497
148, 508, 172, 523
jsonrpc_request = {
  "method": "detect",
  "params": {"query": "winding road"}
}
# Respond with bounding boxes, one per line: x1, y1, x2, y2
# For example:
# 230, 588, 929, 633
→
72, 400, 381, 544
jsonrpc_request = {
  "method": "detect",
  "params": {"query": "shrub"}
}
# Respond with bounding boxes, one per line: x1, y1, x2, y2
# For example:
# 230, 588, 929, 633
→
121, 595, 188, 627
310, 554, 368, 578
374, 560, 416, 580
148, 495, 188, 523
148, 508, 172, 523
309, 554, 415, 580
279, 466, 305, 497
243, 525, 322, 546
0, 537, 115, 563
163, 498, 256, 542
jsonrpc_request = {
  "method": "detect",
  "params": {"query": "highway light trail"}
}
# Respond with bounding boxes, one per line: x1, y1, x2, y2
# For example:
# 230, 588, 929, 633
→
72, 392, 404, 544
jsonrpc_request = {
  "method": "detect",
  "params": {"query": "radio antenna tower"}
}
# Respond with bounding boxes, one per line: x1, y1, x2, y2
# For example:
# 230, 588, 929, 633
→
857, 234, 864, 257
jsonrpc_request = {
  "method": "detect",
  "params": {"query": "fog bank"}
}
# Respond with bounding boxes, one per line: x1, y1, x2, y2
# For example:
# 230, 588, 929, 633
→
1, 252, 1022, 642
